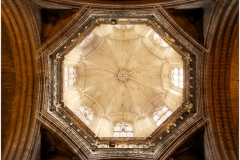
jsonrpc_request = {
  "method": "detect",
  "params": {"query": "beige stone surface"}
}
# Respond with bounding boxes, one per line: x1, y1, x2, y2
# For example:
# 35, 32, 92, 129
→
63, 25, 183, 137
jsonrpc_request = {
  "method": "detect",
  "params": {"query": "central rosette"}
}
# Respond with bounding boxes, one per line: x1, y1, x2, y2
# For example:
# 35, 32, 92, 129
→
118, 70, 129, 81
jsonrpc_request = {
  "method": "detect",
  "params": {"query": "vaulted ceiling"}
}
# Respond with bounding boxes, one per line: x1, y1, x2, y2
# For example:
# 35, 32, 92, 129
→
1, 0, 238, 160
63, 24, 183, 137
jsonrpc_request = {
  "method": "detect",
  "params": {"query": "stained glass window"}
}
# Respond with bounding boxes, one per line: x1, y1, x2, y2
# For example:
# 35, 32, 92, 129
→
171, 68, 183, 88
64, 68, 76, 87
79, 33, 94, 48
153, 33, 169, 48
76, 106, 93, 125
153, 106, 172, 126
113, 123, 133, 137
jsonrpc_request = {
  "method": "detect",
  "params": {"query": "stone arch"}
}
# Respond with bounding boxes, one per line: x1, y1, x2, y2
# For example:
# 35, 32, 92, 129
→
205, 1, 239, 159
2, 1, 40, 159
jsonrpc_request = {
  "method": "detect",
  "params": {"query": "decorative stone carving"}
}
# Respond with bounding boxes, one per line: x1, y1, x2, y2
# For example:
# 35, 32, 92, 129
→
118, 70, 129, 81
185, 102, 193, 113
56, 53, 61, 59
49, 105, 56, 111
184, 53, 193, 65
55, 102, 64, 110
43, 8, 199, 159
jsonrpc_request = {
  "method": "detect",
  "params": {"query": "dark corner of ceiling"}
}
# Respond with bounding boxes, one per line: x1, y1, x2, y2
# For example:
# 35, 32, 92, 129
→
40, 126, 78, 160
166, 8, 204, 44
168, 127, 205, 160
29, 1, 77, 44
41, 9, 76, 43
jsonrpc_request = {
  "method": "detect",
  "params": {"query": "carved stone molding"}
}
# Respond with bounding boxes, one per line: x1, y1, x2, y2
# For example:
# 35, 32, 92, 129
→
42, 7, 201, 159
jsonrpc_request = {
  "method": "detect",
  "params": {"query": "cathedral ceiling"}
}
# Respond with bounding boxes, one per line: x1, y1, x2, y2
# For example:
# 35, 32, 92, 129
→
3, 0, 239, 159
41, 3, 201, 158
63, 24, 183, 137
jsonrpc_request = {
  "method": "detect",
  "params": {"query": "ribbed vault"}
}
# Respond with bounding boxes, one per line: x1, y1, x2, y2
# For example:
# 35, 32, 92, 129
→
63, 24, 183, 137
1, 0, 238, 160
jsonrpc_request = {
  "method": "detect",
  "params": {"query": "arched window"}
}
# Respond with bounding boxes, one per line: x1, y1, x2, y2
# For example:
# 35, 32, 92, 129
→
75, 106, 93, 125
171, 68, 183, 88
64, 67, 76, 87
113, 123, 133, 137
79, 33, 94, 48
153, 33, 169, 48
153, 106, 172, 126
115, 24, 132, 30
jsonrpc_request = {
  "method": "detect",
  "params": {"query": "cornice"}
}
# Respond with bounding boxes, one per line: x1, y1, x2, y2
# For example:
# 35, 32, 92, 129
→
2, 0, 238, 159
37, 6, 204, 159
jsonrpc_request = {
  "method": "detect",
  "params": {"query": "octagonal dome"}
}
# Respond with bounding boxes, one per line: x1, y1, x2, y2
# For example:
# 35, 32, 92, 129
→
63, 24, 183, 137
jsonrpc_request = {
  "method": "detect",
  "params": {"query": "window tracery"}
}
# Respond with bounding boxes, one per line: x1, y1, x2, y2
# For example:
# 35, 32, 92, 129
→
75, 106, 93, 125
79, 33, 94, 47
171, 68, 183, 88
153, 33, 169, 48
64, 67, 76, 87
113, 123, 133, 137
153, 106, 172, 126
115, 24, 132, 30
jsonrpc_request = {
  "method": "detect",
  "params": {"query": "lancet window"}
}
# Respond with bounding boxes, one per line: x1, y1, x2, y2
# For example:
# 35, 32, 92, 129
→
153, 106, 172, 126
171, 68, 184, 88
153, 33, 169, 48
79, 33, 94, 48
64, 67, 76, 87
113, 123, 133, 137
75, 106, 93, 125
115, 24, 132, 30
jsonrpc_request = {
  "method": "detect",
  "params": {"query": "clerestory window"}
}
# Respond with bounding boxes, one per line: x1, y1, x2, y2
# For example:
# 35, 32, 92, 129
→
113, 123, 133, 137
115, 24, 132, 30
171, 68, 183, 88
75, 106, 93, 125
64, 67, 76, 87
153, 106, 172, 126
153, 33, 169, 48
79, 33, 94, 48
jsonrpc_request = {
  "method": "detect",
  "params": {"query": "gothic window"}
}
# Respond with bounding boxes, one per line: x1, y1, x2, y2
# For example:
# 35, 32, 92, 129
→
113, 123, 133, 137
115, 24, 132, 30
79, 33, 94, 48
171, 68, 183, 88
75, 106, 93, 125
153, 106, 172, 126
64, 67, 76, 87
153, 33, 169, 48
